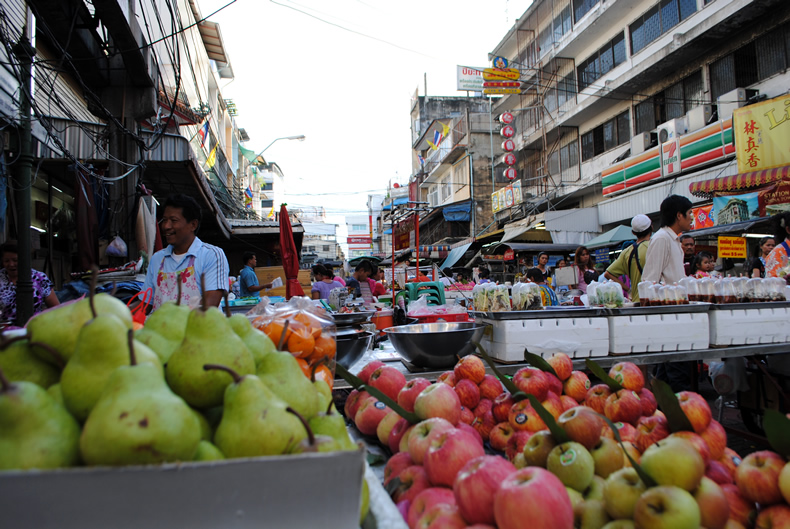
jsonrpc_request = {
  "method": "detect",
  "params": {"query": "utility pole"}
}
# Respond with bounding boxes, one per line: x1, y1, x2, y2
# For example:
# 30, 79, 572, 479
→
13, 25, 35, 325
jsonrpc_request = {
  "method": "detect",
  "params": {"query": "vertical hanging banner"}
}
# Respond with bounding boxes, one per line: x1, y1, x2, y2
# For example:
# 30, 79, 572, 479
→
733, 95, 790, 173
394, 216, 413, 251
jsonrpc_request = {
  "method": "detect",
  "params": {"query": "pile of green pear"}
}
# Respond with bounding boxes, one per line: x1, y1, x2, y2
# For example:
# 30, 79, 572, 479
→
0, 289, 360, 472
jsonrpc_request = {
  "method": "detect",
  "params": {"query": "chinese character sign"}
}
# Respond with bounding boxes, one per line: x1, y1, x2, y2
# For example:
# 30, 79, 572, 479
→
733, 95, 790, 173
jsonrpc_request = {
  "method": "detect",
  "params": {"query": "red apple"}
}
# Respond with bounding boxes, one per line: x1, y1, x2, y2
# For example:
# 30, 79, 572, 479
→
622, 441, 641, 467
608, 362, 644, 392
508, 399, 547, 433
407, 417, 455, 464
736, 450, 785, 505
541, 391, 564, 420
384, 451, 414, 485
474, 398, 493, 417
705, 460, 734, 485
494, 467, 574, 529
509, 431, 533, 456
719, 447, 742, 477
388, 418, 411, 453
354, 398, 391, 436
694, 476, 729, 529
563, 371, 591, 402
398, 378, 432, 413
454, 455, 517, 525
560, 395, 578, 412
377, 409, 403, 445
676, 391, 712, 434
601, 421, 637, 443
457, 422, 484, 446
547, 353, 573, 381
424, 428, 486, 487
471, 411, 496, 442
393, 465, 431, 504
357, 360, 385, 384
492, 393, 514, 423
721, 483, 757, 527
545, 373, 563, 397
437, 371, 456, 386
700, 419, 727, 461
585, 384, 612, 414
454, 355, 486, 384
415, 503, 466, 529
343, 389, 369, 421
634, 414, 670, 453
454, 378, 481, 409
397, 499, 411, 522
489, 422, 515, 452
478, 374, 503, 400
755, 504, 790, 529
513, 368, 549, 401
558, 406, 604, 450
669, 430, 711, 463
369, 366, 407, 401
604, 390, 642, 425
459, 406, 475, 425
407, 487, 456, 529
414, 383, 462, 425
638, 387, 657, 416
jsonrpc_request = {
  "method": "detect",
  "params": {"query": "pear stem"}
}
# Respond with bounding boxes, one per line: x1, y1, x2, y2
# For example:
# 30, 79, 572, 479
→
200, 273, 207, 312
176, 272, 183, 306
127, 329, 137, 366
89, 266, 99, 318
0, 365, 11, 393
203, 363, 242, 384
223, 290, 231, 318
326, 400, 334, 415
28, 341, 66, 369
110, 281, 118, 297
286, 406, 315, 447
310, 362, 319, 382
277, 319, 290, 351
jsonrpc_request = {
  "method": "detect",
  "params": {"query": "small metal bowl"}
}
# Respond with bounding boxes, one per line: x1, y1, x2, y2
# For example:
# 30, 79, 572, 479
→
383, 322, 489, 368
336, 331, 374, 369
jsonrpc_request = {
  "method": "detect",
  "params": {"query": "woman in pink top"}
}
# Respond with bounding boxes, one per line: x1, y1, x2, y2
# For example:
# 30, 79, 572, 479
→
573, 246, 597, 293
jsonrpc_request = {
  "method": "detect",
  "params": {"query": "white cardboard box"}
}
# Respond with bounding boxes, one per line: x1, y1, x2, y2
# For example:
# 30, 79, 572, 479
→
608, 312, 710, 354
709, 305, 790, 346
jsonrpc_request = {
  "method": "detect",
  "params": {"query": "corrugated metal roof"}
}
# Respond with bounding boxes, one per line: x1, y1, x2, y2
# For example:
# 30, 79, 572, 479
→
545, 208, 600, 233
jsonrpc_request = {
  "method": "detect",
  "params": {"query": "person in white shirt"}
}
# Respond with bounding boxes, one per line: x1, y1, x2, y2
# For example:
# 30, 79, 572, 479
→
641, 195, 693, 285
439, 267, 456, 287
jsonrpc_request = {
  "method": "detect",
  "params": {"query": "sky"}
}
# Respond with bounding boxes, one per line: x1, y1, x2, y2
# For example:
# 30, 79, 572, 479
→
199, 0, 534, 251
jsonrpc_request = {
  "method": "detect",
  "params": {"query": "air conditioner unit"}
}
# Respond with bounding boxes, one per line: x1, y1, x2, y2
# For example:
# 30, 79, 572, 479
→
717, 88, 759, 121
657, 117, 687, 144
630, 131, 656, 155
686, 105, 713, 132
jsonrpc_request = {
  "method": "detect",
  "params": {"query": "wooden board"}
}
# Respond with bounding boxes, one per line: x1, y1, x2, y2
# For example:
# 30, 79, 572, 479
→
254, 266, 312, 297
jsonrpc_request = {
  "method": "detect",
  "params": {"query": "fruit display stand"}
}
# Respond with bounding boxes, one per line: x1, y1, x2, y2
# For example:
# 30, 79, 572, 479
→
708, 301, 790, 346
606, 303, 711, 354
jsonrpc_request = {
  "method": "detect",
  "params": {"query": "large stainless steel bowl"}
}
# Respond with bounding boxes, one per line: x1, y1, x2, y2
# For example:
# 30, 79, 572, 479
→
336, 331, 374, 369
383, 322, 489, 368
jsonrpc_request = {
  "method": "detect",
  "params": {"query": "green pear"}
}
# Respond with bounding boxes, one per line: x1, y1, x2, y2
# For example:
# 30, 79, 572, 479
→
0, 337, 60, 388
61, 317, 162, 421
286, 406, 343, 453
0, 368, 80, 470
256, 351, 321, 420
228, 313, 276, 368
313, 378, 332, 411
206, 364, 307, 457
134, 301, 190, 363
308, 402, 357, 451
360, 479, 370, 526
80, 357, 201, 466
47, 383, 64, 406
165, 307, 255, 409
194, 440, 224, 461
191, 408, 213, 441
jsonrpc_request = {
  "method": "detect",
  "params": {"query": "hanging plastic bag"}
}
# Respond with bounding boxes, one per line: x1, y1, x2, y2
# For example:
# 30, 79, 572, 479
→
106, 235, 128, 257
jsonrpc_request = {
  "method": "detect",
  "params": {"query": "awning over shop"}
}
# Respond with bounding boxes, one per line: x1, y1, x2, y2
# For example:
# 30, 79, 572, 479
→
487, 242, 580, 254
686, 217, 771, 238
418, 245, 450, 259
382, 197, 409, 210
440, 242, 473, 269
502, 215, 545, 243
689, 165, 790, 198
443, 201, 471, 222
585, 225, 636, 249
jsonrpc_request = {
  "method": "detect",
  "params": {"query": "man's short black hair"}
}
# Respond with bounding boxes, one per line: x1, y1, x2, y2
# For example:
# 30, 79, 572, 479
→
479, 268, 490, 279
164, 194, 202, 232
659, 195, 693, 227
355, 260, 374, 274
679, 234, 694, 243
526, 268, 544, 282
242, 251, 256, 264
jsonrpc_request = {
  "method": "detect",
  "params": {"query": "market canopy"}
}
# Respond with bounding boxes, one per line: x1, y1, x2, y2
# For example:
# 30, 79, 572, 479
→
443, 201, 471, 222
382, 197, 408, 210
439, 242, 473, 269
689, 165, 790, 198
685, 217, 771, 238
585, 225, 636, 249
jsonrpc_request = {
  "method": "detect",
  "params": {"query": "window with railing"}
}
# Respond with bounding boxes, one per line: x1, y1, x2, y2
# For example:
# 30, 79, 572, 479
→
630, 0, 696, 54
581, 111, 630, 161
573, 0, 600, 23
577, 33, 626, 90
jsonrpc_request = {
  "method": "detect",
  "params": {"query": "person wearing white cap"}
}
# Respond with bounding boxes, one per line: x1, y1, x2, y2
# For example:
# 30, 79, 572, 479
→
603, 214, 653, 303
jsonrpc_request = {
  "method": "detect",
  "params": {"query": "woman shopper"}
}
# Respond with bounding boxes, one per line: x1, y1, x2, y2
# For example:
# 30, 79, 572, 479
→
747, 236, 776, 278
310, 264, 345, 300
573, 246, 596, 293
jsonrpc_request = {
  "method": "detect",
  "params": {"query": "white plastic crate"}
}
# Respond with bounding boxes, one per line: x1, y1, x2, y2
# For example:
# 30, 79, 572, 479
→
478, 316, 609, 362
608, 312, 709, 354
709, 305, 790, 346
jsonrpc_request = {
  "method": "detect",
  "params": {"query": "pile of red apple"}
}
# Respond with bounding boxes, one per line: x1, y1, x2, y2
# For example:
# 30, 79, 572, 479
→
346, 355, 790, 529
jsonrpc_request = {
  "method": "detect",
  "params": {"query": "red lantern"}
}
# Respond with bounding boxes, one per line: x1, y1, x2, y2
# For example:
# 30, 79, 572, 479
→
504, 167, 517, 180
500, 124, 515, 138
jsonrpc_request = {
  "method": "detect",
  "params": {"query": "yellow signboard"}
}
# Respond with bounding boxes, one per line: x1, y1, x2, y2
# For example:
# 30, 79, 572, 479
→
483, 88, 520, 95
718, 236, 747, 259
483, 68, 520, 81
733, 95, 790, 173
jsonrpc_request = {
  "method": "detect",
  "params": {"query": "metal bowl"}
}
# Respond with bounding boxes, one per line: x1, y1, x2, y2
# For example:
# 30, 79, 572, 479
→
383, 322, 490, 368
336, 331, 374, 369
332, 311, 375, 327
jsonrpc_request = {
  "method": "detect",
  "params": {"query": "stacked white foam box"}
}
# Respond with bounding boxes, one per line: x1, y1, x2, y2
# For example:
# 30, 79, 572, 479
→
709, 305, 790, 346
608, 312, 710, 354
479, 316, 610, 362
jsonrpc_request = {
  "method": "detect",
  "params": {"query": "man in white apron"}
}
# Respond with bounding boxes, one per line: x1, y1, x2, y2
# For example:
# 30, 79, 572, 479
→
142, 194, 229, 311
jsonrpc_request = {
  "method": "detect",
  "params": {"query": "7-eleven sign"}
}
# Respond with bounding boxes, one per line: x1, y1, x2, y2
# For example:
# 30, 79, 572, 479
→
661, 140, 680, 175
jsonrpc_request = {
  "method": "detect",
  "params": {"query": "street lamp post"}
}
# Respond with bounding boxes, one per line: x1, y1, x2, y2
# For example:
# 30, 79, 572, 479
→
257, 135, 306, 158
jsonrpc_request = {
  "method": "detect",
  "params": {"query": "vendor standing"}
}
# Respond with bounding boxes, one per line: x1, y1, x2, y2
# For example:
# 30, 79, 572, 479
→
345, 260, 374, 302
238, 251, 273, 298
749, 236, 777, 278
766, 211, 790, 280
532, 252, 550, 283
603, 214, 652, 303
0, 241, 59, 325
143, 194, 229, 310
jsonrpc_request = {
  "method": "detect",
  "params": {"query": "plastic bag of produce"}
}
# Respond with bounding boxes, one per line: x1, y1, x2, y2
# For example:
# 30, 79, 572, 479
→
523, 282, 543, 310
596, 281, 625, 308
472, 284, 488, 311
490, 284, 512, 312
765, 277, 787, 301
511, 283, 524, 310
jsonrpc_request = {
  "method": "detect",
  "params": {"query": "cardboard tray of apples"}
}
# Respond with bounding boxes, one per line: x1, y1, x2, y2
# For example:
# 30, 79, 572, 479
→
340, 349, 790, 529
0, 288, 369, 529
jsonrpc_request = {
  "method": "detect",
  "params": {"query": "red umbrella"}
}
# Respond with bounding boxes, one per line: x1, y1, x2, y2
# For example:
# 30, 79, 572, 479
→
279, 203, 305, 299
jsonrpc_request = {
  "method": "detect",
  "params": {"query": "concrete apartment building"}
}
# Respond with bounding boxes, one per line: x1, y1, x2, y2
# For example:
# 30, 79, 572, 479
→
488, 0, 790, 241
345, 214, 373, 259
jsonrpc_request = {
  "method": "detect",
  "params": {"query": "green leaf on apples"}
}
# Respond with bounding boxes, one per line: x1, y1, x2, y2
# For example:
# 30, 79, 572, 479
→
384, 476, 403, 498
524, 350, 559, 378
358, 383, 420, 425
474, 341, 527, 400
335, 363, 365, 390
366, 451, 387, 466
764, 409, 790, 459
650, 378, 695, 433
584, 359, 623, 392
594, 411, 658, 488
526, 394, 571, 444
